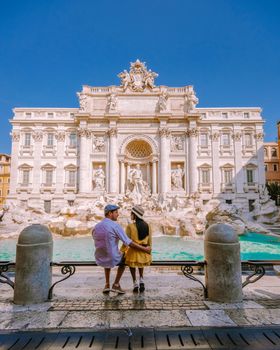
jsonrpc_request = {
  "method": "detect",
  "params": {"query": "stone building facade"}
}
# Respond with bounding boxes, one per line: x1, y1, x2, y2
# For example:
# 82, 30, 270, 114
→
0, 154, 11, 208
8, 60, 265, 212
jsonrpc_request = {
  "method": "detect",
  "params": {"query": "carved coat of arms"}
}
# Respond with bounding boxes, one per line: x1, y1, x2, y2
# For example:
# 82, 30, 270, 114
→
118, 59, 158, 92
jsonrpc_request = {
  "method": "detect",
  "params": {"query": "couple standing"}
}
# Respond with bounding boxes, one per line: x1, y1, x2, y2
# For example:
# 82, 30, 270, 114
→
92, 204, 152, 294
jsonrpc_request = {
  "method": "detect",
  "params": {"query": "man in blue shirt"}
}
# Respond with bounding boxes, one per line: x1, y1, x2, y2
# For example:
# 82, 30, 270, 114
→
93, 204, 151, 294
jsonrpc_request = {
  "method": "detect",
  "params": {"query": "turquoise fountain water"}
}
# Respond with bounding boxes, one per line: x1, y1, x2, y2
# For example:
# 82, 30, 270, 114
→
0, 232, 279, 261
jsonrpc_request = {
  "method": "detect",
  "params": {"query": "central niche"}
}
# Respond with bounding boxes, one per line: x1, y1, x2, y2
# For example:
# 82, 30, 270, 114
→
125, 140, 152, 159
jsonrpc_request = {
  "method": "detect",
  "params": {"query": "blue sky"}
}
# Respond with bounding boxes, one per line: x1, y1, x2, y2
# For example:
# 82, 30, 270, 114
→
0, 0, 280, 154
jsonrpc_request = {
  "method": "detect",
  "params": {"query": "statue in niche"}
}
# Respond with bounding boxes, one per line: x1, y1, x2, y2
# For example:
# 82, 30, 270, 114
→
93, 165, 105, 191
171, 165, 184, 190
128, 164, 145, 195
93, 136, 105, 152
185, 86, 199, 112
127, 164, 150, 204
171, 136, 183, 152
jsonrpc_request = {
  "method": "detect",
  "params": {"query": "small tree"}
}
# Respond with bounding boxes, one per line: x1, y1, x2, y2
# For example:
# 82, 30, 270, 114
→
266, 182, 280, 205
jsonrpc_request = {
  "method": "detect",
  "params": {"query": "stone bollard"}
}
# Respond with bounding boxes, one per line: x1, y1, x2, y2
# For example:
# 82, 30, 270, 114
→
204, 223, 243, 303
14, 224, 53, 305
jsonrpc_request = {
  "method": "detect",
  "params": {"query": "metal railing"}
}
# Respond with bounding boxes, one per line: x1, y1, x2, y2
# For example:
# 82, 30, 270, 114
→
1, 260, 279, 301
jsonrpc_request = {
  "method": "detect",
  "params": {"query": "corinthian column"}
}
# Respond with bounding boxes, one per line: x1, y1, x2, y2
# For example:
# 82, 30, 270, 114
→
9, 131, 20, 196
188, 127, 198, 194
232, 130, 243, 194
255, 131, 265, 188
159, 127, 170, 193
120, 161, 125, 194
108, 127, 118, 193
55, 132, 66, 194
78, 127, 91, 193
32, 131, 43, 194
152, 160, 157, 194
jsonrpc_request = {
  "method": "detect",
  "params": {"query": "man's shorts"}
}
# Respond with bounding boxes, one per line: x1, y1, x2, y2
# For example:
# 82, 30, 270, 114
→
116, 253, 126, 267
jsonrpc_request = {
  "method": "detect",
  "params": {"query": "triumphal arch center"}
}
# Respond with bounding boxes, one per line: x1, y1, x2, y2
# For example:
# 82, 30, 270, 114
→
8, 60, 265, 212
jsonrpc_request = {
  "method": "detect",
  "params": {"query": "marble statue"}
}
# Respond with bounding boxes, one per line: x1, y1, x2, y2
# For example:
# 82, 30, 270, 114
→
128, 164, 145, 195
107, 93, 118, 111
93, 165, 105, 191
171, 165, 184, 190
118, 59, 158, 92
158, 90, 168, 112
185, 86, 199, 112
144, 69, 157, 89
78, 93, 88, 111
118, 70, 131, 90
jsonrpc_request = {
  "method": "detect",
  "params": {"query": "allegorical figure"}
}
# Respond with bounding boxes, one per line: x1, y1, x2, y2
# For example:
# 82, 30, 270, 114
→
93, 165, 105, 191
171, 164, 184, 190
128, 164, 145, 196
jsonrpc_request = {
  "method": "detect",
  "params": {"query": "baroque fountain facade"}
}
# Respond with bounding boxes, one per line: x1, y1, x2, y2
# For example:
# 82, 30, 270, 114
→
2, 60, 279, 238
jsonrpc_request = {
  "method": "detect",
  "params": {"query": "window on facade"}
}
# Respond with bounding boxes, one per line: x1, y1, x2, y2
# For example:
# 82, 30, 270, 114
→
244, 133, 253, 147
272, 148, 277, 157
22, 170, 30, 185
244, 112, 250, 119
264, 164, 268, 172
222, 112, 228, 119
47, 113, 54, 118
200, 133, 208, 147
273, 164, 278, 172
264, 148, 268, 157
226, 199, 232, 204
246, 169, 254, 184
222, 133, 230, 146
68, 170, 76, 186
44, 200, 51, 213
0, 190, 2, 196
24, 133, 31, 146
69, 133, 77, 148
224, 169, 233, 184
202, 169, 210, 184
45, 170, 53, 185
201, 113, 206, 119
6, 190, 9, 195
47, 133, 54, 146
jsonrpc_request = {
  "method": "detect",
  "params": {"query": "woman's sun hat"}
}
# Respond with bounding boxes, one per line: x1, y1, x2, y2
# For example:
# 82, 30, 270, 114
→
131, 205, 144, 219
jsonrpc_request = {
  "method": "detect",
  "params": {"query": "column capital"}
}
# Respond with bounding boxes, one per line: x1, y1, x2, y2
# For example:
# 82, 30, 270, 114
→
254, 132, 264, 141
78, 127, 91, 138
10, 131, 20, 142
187, 128, 198, 137
55, 131, 66, 142
32, 131, 43, 142
210, 132, 220, 141
232, 132, 242, 141
158, 127, 171, 138
107, 127, 118, 137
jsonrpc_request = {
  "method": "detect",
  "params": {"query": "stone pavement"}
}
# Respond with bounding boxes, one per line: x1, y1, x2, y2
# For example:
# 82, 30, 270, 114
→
0, 266, 279, 330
